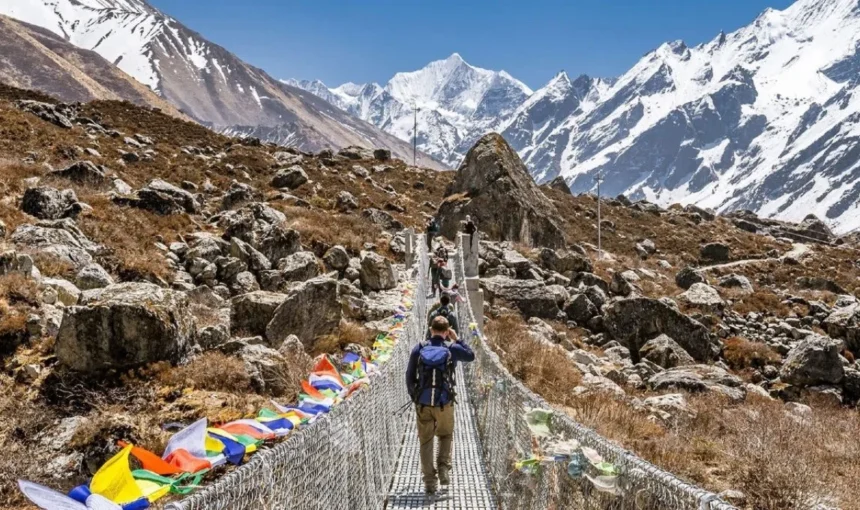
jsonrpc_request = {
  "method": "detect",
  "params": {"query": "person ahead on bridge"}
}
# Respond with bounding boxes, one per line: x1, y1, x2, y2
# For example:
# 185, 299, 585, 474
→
427, 293, 459, 338
425, 217, 440, 250
406, 316, 475, 495
463, 215, 477, 245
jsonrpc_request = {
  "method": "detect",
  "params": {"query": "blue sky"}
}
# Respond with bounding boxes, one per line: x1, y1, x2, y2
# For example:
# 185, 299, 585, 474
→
149, 0, 795, 89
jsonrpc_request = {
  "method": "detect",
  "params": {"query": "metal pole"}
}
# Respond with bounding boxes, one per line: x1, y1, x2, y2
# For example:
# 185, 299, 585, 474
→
596, 172, 602, 261
412, 105, 418, 167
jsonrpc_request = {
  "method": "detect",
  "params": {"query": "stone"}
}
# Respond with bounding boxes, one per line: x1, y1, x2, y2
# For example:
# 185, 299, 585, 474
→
336, 191, 359, 212
238, 344, 293, 396
75, 263, 114, 290
16, 100, 75, 128
649, 365, 745, 401
362, 208, 403, 231
679, 283, 725, 313
795, 276, 847, 295
609, 271, 637, 296
56, 283, 193, 372
278, 251, 320, 282
675, 266, 705, 290
570, 272, 608, 293
271, 166, 308, 189
22, 187, 80, 220
643, 393, 691, 417
842, 368, 860, 401
564, 293, 598, 324
718, 273, 753, 294
231, 291, 289, 340
229, 237, 271, 274
481, 276, 563, 319
538, 248, 592, 274
373, 148, 392, 161
10, 220, 96, 269
258, 225, 302, 264
221, 181, 262, 211
51, 161, 108, 185
42, 278, 81, 306
127, 179, 198, 215
779, 335, 844, 386
266, 276, 341, 347
605, 297, 715, 362
546, 176, 571, 194
351, 165, 370, 178
700, 242, 730, 262
437, 133, 566, 248
573, 373, 626, 398
359, 251, 397, 291
640, 334, 695, 369
229, 271, 260, 295
323, 245, 350, 272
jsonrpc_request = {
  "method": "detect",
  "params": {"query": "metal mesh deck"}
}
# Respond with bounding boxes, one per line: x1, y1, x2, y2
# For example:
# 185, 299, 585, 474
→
387, 362, 496, 510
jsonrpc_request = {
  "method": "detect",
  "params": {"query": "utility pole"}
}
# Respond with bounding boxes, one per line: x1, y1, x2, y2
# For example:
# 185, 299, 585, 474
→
595, 172, 603, 261
412, 104, 419, 167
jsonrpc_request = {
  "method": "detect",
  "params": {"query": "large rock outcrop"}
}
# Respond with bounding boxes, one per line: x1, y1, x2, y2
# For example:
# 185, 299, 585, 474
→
604, 297, 715, 362
779, 335, 844, 386
265, 276, 341, 347
55, 283, 194, 372
437, 133, 565, 248
480, 276, 565, 319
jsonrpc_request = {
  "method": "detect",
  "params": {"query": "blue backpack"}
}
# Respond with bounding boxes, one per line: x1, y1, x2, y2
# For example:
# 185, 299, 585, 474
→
414, 343, 456, 406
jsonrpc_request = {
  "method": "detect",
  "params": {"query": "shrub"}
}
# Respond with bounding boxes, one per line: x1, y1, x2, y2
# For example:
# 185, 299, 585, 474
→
723, 336, 781, 370
155, 353, 252, 394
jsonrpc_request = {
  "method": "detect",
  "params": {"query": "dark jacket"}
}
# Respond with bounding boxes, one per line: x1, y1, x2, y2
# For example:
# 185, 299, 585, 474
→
406, 336, 475, 406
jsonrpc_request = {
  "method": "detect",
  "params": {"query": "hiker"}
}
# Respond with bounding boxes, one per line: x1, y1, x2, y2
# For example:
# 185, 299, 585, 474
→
406, 316, 475, 495
429, 257, 442, 297
435, 244, 449, 263
425, 217, 439, 250
441, 283, 464, 306
427, 293, 459, 336
463, 215, 476, 245
438, 258, 453, 289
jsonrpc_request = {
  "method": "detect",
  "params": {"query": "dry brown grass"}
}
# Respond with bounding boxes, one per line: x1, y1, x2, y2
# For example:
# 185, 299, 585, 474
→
282, 205, 382, 254
723, 336, 781, 370
153, 352, 253, 394
312, 320, 374, 357
485, 314, 582, 406
728, 289, 793, 317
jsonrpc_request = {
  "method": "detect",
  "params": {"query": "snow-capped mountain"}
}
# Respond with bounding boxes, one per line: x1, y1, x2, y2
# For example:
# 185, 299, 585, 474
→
513, 0, 860, 233
0, 0, 442, 167
289, 53, 532, 167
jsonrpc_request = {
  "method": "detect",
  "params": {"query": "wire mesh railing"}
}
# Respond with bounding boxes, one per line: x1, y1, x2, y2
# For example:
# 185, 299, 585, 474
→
165, 242, 430, 510
452, 234, 737, 510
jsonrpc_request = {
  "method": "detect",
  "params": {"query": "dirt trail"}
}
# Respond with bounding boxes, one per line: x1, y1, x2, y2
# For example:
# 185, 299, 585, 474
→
700, 243, 810, 272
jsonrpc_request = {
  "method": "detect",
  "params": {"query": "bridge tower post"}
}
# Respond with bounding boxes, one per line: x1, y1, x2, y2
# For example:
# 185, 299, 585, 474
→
404, 228, 415, 268
460, 232, 484, 335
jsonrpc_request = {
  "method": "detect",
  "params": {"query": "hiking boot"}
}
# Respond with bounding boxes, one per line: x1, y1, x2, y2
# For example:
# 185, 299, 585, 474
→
425, 484, 437, 496
438, 468, 450, 486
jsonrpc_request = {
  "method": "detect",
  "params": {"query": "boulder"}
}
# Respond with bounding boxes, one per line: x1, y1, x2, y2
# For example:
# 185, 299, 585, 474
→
258, 225, 302, 264
10, 221, 95, 269
649, 365, 745, 401
266, 276, 341, 347
604, 297, 714, 362
824, 303, 860, 351
546, 176, 571, 194
640, 334, 694, 369
779, 335, 844, 386
373, 148, 392, 161
42, 278, 81, 306
718, 273, 753, 294
336, 191, 359, 212
238, 344, 293, 396
51, 161, 109, 185
229, 237, 272, 274
679, 283, 725, 313
278, 251, 320, 282
795, 276, 847, 295
231, 291, 289, 339
229, 271, 260, 295
481, 276, 563, 319
700, 242, 730, 262
22, 187, 80, 220
570, 272, 608, 293
323, 245, 350, 272
359, 251, 397, 291
362, 208, 402, 231
221, 181, 262, 211
609, 271, 637, 297
675, 266, 705, 290
75, 263, 114, 290
564, 294, 598, 325
797, 214, 834, 242
538, 248, 592, 274
643, 393, 692, 418
55, 283, 193, 372
125, 179, 198, 215
271, 166, 308, 190
16, 100, 74, 128
437, 133, 566, 248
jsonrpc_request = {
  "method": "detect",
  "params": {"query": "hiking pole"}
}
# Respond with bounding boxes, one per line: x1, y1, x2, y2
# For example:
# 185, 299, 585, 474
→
392, 400, 414, 416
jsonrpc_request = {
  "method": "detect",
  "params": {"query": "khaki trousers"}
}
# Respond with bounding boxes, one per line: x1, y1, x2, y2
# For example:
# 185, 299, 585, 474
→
415, 403, 455, 488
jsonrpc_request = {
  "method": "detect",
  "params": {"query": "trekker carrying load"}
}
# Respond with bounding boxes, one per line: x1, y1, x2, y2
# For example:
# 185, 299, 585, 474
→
405, 316, 475, 495
425, 217, 439, 250
427, 294, 459, 337
463, 215, 476, 245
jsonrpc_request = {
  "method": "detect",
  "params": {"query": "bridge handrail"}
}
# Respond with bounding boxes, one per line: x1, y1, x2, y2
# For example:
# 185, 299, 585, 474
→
453, 234, 737, 510
165, 242, 430, 510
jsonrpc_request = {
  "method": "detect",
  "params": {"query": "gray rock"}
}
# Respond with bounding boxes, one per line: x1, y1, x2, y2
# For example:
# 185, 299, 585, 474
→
221, 181, 262, 211
22, 187, 80, 220
231, 291, 289, 339
271, 166, 308, 190
362, 208, 403, 231
481, 276, 563, 319
230, 271, 260, 295
56, 283, 193, 372
123, 179, 198, 215
278, 251, 320, 282
609, 271, 637, 296
266, 276, 341, 347
359, 251, 397, 291
16, 100, 74, 128
679, 283, 725, 313
258, 225, 302, 264
10, 220, 96, 269
718, 273, 753, 294
643, 393, 692, 417
51, 161, 108, 185
675, 266, 705, 290
538, 248, 592, 274
779, 335, 844, 386
239, 344, 292, 396
795, 276, 847, 295
564, 293, 598, 324
351, 165, 370, 178
570, 272, 608, 293
649, 365, 745, 401
41, 278, 81, 306
75, 263, 114, 290
323, 245, 350, 272
605, 297, 715, 362
336, 191, 359, 212
229, 237, 271, 274
700, 242, 731, 262
640, 334, 695, 369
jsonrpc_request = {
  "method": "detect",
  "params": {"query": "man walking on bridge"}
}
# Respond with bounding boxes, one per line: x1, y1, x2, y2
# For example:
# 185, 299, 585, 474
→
406, 316, 475, 495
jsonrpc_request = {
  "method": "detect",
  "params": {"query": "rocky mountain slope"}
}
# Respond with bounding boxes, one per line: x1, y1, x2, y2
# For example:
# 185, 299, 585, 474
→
0, 0, 442, 167
0, 14, 179, 114
293, 0, 860, 234
286, 53, 532, 168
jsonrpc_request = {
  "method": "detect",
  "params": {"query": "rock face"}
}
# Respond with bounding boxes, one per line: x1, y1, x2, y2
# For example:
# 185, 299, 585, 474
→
231, 291, 288, 339
359, 251, 397, 291
278, 252, 320, 282
604, 297, 714, 362
640, 334, 695, 369
265, 276, 341, 347
55, 283, 194, 372
538, 248, 592, 274
779, 335, 844, 386
481, 276, 563, 319
437, 133, 566, 248
22, 187, 81, 220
